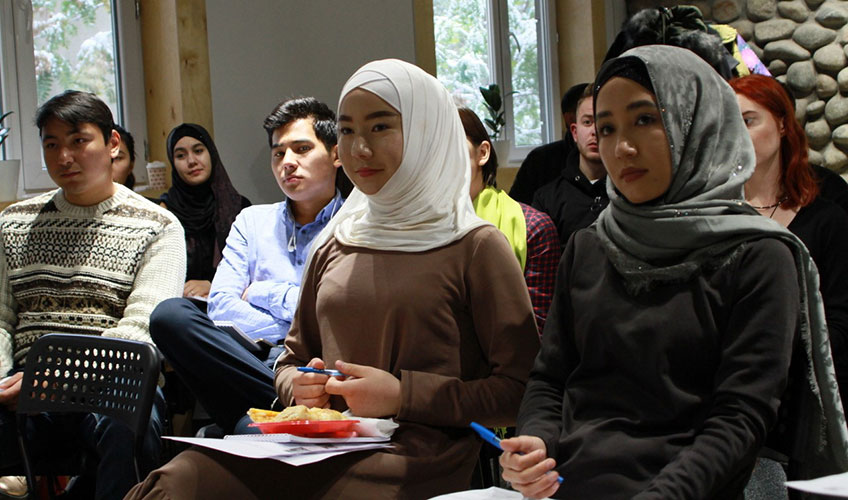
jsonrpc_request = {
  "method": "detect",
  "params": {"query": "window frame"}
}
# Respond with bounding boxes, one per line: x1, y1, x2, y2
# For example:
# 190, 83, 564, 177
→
484, 0, 560, 165
0, 0, 147, 193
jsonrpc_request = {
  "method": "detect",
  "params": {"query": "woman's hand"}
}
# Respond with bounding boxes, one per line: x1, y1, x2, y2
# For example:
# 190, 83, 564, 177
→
291, 358, 331, 408
324, 360, 400, 418
500, 435, 561, 499
0, 372, 23, 410
183, 280, 212, 298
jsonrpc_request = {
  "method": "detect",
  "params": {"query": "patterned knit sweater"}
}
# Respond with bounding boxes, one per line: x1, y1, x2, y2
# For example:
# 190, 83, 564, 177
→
0, 185, 186, 374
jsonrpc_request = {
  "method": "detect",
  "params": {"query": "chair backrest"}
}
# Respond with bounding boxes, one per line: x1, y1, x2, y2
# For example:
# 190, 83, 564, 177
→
17, 333, 161, 444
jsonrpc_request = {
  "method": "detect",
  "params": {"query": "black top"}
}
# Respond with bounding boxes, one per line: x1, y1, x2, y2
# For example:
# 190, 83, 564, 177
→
531, 149, 608, 245
788, 196, 848, 412
178, 195, 251, 281
161, 123, 251, 281
518, 230, 798, 499
508, 138, 574, 205
813, 164, 848, 214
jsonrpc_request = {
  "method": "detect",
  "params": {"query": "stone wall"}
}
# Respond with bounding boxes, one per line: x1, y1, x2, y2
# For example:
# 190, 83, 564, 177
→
626, 0, 848, 173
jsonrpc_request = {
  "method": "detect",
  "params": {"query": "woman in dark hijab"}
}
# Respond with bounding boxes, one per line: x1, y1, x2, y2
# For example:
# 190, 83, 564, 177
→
500, 45, 848, 499
161, 123, 250, 298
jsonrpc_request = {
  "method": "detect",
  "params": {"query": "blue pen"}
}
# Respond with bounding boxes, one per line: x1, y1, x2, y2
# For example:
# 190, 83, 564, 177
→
470, 422, 563, 484
297, 366, 345, 377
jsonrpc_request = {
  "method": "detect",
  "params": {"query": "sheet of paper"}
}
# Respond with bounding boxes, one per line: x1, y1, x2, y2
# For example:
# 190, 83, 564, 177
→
164, 436, 391, 466
786, 472, 848, 497
224, 433, 389, 444
429, 487, 527, 499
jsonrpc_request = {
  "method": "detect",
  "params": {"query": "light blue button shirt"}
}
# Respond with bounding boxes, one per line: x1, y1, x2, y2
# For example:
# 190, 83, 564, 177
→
207, 192, 344, 343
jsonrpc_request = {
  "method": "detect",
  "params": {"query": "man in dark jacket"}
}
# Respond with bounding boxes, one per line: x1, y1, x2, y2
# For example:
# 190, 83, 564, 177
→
509, 83, 588, 204
532, 84, 608, 245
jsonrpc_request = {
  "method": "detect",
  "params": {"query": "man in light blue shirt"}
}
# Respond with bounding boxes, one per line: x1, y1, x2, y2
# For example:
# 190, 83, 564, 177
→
150, 97, 345, 434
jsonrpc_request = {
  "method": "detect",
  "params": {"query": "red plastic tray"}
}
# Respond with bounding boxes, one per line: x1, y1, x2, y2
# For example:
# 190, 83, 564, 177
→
248, 419, 359, 437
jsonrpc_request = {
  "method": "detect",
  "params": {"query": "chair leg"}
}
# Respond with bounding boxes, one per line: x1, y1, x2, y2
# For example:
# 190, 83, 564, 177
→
45, 476, 58, 500
133, 442, 142, 484
15, 415, 35, 500
133, 459, 141, 485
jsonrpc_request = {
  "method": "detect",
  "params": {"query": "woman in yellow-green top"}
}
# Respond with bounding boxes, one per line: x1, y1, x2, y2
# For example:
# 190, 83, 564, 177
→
459, 107, 561, 334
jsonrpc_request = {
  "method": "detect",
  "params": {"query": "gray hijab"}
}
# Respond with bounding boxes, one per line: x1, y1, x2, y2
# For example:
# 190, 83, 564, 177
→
594, 45, 847, 477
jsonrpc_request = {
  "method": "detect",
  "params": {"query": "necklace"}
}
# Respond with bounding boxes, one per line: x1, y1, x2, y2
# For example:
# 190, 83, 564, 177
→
749, 196, 788, 218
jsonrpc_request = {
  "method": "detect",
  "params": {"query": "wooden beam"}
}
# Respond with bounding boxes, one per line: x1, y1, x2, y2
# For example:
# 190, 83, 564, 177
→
140, 0, 181, 168
413, 0, 437, 76
139, 0, 214, 190
556, 0, 605, 99
175, 0, 214, 135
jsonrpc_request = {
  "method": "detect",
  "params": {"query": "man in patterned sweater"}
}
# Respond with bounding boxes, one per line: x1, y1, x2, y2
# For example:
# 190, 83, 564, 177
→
0, 91, 186, 499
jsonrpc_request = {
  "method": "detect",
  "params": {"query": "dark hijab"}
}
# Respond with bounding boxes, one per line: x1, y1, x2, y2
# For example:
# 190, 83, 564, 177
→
594, 45, 848, 478
162, 123, 247, 279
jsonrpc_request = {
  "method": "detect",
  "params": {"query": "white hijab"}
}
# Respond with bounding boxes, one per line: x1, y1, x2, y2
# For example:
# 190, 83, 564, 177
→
308, 58, 489, 257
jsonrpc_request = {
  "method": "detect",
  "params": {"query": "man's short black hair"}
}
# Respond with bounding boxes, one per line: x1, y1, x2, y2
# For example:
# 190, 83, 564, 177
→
561, 83, 589, 116
263, 97, 337, 151
113, 124, 136, 163
575, 83, 594, 112
35, 90, 114, 143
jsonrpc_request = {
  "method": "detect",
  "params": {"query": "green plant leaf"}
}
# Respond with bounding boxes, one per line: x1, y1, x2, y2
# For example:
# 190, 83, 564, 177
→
479, 83, 502, 112
0, 112, 12, 147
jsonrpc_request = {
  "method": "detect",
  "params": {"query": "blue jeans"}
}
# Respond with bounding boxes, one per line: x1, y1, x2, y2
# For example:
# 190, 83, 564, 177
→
151, 298, 283, 434
0, 387, 165, 500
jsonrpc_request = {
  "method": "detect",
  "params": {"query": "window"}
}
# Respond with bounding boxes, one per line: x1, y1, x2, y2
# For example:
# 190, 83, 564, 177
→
433, 0, 558, 164
0, 0, 146, 192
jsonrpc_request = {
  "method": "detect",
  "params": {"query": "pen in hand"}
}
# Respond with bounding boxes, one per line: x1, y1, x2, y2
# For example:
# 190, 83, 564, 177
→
470, 421, 564, 484
297, 366, 346, 378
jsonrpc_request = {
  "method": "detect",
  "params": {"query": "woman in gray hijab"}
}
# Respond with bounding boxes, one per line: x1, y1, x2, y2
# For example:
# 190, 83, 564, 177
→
500, 45, 848, 499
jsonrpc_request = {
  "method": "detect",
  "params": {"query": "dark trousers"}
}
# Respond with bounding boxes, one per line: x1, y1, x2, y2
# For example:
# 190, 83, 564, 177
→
0, 388, 165, 500
150, 298, 280, 434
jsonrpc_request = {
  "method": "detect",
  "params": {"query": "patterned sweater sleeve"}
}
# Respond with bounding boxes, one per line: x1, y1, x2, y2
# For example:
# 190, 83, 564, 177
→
0, 240, 17, 376
100, 219, 186, 344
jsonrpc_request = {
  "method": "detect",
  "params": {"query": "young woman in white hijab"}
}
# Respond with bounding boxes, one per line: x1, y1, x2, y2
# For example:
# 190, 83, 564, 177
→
124, 59, 540, 500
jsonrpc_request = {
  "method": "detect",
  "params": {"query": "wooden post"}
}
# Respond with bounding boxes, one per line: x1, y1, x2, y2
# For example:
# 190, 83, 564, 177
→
556, 0, 607, 112
139, 0, 214, 193
413, 0, 437, 76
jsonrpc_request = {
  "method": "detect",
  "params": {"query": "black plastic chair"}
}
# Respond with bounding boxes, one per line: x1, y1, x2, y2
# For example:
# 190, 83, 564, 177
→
14, 333, 161, 498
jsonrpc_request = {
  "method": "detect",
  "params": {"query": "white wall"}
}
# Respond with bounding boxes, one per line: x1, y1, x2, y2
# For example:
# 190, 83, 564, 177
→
205, 0, 417, 204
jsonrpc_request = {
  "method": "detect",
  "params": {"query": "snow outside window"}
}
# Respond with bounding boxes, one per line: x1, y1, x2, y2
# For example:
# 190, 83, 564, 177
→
0, 0, 146, 193
433, 0, 559, 165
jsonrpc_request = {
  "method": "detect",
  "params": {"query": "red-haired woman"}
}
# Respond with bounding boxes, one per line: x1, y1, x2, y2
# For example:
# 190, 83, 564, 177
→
731, 74, 848, 413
